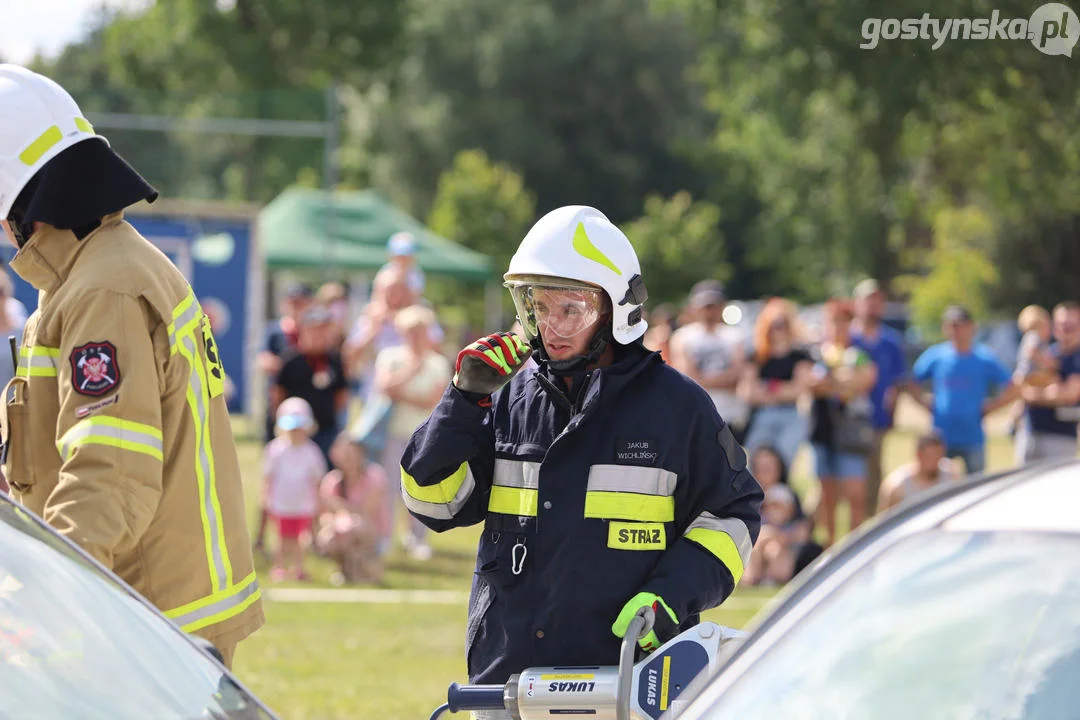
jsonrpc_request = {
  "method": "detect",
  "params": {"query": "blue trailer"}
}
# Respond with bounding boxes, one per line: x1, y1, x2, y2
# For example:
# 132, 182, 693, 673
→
3, 200, 264, 416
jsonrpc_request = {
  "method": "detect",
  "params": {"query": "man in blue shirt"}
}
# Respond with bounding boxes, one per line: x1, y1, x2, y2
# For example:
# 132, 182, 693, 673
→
850, 279, 908, 515
907, 306, 1018, 476
1016, 301, 1080, 463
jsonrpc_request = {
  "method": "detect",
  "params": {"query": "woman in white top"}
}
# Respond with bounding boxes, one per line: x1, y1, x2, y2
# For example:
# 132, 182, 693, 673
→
373, 304, 452, 560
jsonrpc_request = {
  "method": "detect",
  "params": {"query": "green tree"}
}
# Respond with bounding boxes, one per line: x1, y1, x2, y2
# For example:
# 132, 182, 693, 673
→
428, 149, 537, 273
36, 0, 405, 203
896, 207, 999, 340
667, 0, 1080, 302
426, 149, 537, 331
620, 191, 729, 306
362, 0, 713, 224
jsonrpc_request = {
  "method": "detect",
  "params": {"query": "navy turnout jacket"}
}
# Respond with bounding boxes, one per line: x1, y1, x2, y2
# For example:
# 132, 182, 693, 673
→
400, 343, 763, 683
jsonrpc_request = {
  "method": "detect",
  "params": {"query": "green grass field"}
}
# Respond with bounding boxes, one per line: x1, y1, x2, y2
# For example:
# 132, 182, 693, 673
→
230, 397, 1019, 719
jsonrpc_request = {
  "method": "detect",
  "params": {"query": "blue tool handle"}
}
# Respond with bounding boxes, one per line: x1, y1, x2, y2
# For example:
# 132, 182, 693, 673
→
447, 682, 507, 711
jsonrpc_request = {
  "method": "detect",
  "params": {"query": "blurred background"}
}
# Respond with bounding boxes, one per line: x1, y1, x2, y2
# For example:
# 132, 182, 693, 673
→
5, 0, 1080, 717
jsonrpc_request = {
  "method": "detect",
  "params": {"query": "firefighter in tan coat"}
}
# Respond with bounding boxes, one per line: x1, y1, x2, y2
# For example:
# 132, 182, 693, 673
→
0, 64, 263, 667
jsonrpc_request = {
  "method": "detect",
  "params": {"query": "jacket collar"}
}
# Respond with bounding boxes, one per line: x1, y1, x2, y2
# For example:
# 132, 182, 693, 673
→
536, 341, 661, 418
10, 212, 124, 292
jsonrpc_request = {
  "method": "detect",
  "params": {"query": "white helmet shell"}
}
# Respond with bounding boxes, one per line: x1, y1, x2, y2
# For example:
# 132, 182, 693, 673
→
505, 206, 648, 344
0, 64, 106, 219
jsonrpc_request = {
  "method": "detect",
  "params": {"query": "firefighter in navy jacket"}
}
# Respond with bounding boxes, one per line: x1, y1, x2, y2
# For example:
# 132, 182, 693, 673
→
401, 206, 763, 688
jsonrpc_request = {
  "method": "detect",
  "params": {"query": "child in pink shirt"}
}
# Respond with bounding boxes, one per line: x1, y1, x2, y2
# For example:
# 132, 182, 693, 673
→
264, 397, 327, 582
316, 432, 391, 585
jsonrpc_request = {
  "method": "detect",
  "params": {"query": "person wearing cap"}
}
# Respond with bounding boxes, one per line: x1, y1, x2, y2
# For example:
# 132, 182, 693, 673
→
0, 64, 262, 664
906, 305, 1018, 475
263, 397, 327, 582
252, 281, 317, 554
375, 231, 426, 295
877, 430, 960, 513
273, 304, 349, 464
400, 206, 761, 700
849, 278, 908, 516
669, 280, 751, 443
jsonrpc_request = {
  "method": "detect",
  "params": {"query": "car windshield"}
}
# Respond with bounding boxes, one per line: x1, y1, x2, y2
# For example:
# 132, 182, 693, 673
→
698, 530, 1080, 720
0, 500, 272, 720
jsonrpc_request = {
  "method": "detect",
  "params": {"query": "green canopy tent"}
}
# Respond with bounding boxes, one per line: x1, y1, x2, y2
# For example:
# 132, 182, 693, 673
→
258, 186, 505, 330
258, 187, 493, 279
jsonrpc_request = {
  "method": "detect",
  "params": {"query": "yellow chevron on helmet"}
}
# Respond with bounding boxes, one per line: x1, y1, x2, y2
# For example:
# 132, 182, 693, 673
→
0, 64, 107, 219
504, 206, 648, 345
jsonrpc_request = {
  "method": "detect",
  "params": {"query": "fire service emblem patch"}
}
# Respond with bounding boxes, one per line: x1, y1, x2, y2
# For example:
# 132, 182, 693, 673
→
70, 341, 121, 397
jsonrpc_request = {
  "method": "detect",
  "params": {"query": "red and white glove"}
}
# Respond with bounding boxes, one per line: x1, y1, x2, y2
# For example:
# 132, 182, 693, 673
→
453, 332, 533, 397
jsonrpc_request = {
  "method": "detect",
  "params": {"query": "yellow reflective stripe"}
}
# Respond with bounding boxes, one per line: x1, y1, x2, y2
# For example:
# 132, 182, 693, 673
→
17, 366, 56, 378
17, 345, 60, 377
685, 527, 745, 585
167, 293, 201, 355
402, 462, 470, 504
171, 290, 232, 592
584, 491, 674, 522
74, 117, 94, 133
57, 416, 164, 463
20, 346, 60, 357
19, 125, 63, 166
488, 485, 538, 517
164, 572, 261, 633
572, 221, 622, 276
401, 462, 476, 520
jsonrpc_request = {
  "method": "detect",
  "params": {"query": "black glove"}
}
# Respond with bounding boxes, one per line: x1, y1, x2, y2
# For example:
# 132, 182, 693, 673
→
453, 332, 533, 397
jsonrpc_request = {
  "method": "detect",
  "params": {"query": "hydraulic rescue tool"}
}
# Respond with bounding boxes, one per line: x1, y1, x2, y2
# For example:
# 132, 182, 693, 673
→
428, 608, 744, 720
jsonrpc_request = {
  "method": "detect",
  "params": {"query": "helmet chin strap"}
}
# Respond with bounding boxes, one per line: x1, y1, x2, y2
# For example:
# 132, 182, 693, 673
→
532, 325, 613, 377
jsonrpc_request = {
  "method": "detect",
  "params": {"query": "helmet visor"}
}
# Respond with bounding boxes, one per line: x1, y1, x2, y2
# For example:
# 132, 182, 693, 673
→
507, 283, 606, 342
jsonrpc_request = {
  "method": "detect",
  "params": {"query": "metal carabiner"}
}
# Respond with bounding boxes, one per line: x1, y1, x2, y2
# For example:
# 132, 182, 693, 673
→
511, 541, 527, 576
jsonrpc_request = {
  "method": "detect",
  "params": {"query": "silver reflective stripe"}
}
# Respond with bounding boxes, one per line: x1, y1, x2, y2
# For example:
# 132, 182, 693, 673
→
493, 459, 541, 489
57, 421, 163, 462
167, 577, 261, 630
20, 348, 58, 370
181, 331, 228, 590
168, 297, 201, 351
686, 512, 753, 568
401, 465, 477, 520
585, 465, 677, 496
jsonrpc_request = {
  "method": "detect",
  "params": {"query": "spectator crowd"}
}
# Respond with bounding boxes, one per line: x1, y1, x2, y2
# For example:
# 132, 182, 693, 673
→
26, 225, 1060, 592
655, 279, 1080, 587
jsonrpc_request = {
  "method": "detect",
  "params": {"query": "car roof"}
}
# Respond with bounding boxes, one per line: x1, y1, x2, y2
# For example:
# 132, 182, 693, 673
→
943, 460, 1080, 533
673, 460, 1080, 717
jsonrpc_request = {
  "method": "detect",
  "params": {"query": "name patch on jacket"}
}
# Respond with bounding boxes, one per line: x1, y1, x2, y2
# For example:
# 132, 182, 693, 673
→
616, 438, 659, 465
608, 522, 666, 550
70, 341, 120, 397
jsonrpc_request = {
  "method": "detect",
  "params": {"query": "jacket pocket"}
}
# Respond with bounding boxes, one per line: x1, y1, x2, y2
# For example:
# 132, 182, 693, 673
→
1, 377, 33, 493
465, 579, 495, 677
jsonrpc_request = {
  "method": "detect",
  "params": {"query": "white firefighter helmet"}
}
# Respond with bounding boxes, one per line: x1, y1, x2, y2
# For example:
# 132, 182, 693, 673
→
504, 206, 649, 346
0, 64, 106, 219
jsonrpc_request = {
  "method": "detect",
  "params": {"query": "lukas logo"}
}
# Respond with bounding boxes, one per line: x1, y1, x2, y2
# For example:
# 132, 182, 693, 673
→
548, 681, 596, 693
645, 668, 659, 706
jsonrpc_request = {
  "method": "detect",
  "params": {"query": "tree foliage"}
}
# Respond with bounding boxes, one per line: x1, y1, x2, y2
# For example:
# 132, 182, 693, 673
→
620, 191, 729, 306
362, 0, 713, 223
